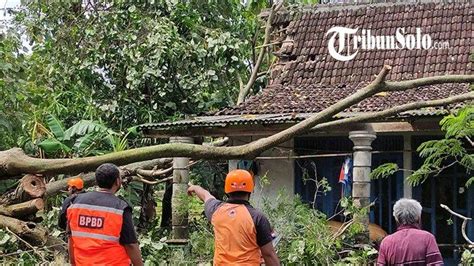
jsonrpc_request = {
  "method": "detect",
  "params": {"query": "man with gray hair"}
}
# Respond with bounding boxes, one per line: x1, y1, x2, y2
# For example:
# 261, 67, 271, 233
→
377, 198, 443, 265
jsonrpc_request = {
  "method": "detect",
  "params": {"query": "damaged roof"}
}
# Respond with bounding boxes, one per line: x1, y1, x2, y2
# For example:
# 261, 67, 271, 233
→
218, 1, 472, 115
140, 1, 472, 134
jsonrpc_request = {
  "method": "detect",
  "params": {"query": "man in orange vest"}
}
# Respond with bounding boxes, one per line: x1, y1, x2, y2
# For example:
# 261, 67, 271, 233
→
58, 177, 85, 230
67, 177, 84, 195
64, 163, 143, 265
188, 169, 280, 265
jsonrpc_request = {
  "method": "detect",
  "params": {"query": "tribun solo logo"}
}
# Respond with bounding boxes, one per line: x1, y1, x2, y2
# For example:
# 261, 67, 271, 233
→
79, 215, 105, 229
325, 27, 448, 61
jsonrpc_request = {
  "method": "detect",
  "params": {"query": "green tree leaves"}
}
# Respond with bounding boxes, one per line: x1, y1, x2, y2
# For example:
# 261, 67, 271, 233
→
2, 0, 269, 149
370, 163, 399, 180
408, 106, 473, 186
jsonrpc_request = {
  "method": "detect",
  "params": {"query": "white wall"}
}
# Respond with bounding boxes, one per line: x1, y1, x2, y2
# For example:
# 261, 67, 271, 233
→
230, 137, 294, 208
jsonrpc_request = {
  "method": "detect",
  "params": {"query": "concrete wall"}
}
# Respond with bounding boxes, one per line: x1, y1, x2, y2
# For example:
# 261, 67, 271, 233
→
230, 137, 294, 208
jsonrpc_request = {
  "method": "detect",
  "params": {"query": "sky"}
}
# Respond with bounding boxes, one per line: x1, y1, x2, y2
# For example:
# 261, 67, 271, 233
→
1, 0, 21, 19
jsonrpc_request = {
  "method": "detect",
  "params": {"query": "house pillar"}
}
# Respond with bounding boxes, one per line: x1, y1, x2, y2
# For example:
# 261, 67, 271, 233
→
403, 134, 412, 198
169, 136, 194, 242
228, 160, 238, 171
349, 130, 376, 241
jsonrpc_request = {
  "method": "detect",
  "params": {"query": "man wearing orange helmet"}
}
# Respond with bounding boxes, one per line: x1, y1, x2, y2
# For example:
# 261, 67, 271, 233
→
67, 177, 84, 195
58, 177, 85, 230
188, 169, 280, 266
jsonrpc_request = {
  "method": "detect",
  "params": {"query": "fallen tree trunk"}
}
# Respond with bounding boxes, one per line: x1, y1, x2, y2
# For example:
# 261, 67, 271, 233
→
0, 69, 471, 180
0, 175, 46, 205
0, 214, 48, 246
0, 198, 44, 218
45, 145, 218, 197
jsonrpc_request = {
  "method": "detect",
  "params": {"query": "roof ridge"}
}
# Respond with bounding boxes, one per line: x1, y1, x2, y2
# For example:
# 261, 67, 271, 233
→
294, 0, 468, 12
261, 0, 470, 18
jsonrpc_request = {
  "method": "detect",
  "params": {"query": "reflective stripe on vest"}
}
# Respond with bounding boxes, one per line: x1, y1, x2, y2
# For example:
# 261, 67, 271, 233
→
68, 203, 124, 215
67, 203, 123, 240
70, 230, 120, 242
67, 200, 130, 265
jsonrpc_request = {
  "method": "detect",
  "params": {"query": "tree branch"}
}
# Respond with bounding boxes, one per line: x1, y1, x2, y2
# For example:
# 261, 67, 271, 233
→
5, 227, 46, 262
44, 158, 173, 197
134, 176, 173, 185
385, 75, 474, 91
0, 199, 44, 218
237, 2, 284, 104
0, 68, 472, 179
136, 160, 198, 178
313, 91, 474, 130
440, 204, 474, 245
465, 136, 474, 147
43, 140, 225, 196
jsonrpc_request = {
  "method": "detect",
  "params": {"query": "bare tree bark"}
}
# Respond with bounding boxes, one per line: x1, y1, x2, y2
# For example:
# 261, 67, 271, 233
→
0, 214, 48, 246
0, 198, 44, 218
0, 67, 472, 179
0, 175, 46, 205
237, 2, 284, 104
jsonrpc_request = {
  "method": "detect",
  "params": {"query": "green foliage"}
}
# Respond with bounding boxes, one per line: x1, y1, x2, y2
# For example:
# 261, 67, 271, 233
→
339, 245, 378, 265
189, 160, 227, 199
36, 114, 131, 157
0, 224, 67, 265
262, 192, 337, 264
261, 191, 377, 265
0, 229, 19, 255
370, 163, 400, 180
441, 107, 474, 139
408, 106, 473, 186
461, 249, 474, 265
0, 0, 270, 151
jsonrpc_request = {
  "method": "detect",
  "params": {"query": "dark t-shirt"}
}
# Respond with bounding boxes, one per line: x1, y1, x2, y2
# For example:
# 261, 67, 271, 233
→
58, 195, 74, 230
205, 198, 273, 247
59, 191, 138, 245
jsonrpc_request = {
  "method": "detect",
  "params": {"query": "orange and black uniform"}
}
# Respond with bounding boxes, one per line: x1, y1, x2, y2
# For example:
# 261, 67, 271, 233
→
205, 198, 273, 265
58, 192, 84, 230
62, 191, 137, 265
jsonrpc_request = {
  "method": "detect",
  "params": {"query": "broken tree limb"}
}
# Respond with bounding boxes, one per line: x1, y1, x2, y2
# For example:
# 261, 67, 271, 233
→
0, 175, 46, 205
237, 2, 284, 104
121, 158, 173, 175
0, 214, 48, 246
136, 167, 173, 178
245, 67, 473, 156
5, 227, 47, 262
134, 176, 174, 185
0, 67, 472, 179
0, 198, 44, 218
440, 204, 474, 245
136, 160, 198, 178
44, 158, 174, 198
313, 91, 474, 130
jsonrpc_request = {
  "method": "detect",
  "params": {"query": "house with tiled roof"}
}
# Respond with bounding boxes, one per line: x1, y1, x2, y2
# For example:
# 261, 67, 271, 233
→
139, 1, 472, 262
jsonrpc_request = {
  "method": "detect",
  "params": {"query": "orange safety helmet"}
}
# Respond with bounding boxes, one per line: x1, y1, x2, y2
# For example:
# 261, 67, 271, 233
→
224, 169, 254, 194
67, 177, 84, 190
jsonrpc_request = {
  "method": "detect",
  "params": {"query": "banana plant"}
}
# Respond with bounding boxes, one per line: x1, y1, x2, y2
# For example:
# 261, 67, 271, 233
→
37, 114, 130, 157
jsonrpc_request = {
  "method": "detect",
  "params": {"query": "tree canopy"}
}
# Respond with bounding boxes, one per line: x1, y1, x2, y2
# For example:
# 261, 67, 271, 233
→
0, 0, 269, 150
